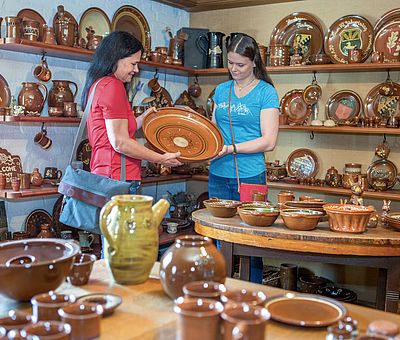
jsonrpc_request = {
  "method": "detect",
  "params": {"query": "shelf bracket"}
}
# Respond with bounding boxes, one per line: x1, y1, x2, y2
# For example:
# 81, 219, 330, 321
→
154, 68, 159, 79
41, 122, 47, 134
41, 51, 47, 61
383, 133, 387, 143
309, 131, 315, 140
312, 71, 317, 83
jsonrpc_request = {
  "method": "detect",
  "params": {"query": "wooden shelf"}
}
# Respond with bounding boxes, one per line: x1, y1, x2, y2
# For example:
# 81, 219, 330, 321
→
279, 125, 400, 135
0, 184, 59, 199
141, 174, 192, 184
1, 115, 81, 124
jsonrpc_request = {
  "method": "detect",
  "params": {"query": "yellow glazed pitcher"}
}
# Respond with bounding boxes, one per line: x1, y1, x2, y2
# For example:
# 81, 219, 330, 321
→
100, 195, 169, 284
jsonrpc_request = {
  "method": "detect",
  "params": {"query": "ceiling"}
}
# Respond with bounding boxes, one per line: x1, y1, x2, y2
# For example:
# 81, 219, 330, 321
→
154, 0, 302, 12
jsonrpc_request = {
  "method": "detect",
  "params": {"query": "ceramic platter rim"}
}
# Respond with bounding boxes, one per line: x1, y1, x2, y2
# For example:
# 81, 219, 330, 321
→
366, 158, 398, 190
374, 8, 400, 33
286, 148, 319, 179
280, 89, 312, 124
364, 81, 400, 119
78, 7, 111, 40
265, 293, 347, 327
324, 14, 374, 64
111, 5, 151, 52
0, 74, 11, 108
325, 90, 363, 125
142, 107, 223, 162
373, 20, 400, 63
17, 8, 46, 41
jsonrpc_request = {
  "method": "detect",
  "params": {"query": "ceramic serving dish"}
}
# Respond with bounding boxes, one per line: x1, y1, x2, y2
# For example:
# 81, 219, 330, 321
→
182, 281, 227, 300
203, 199, 242, 218
280, 209, 323, 231
0, 239, 80, 301
238, 206, 280, 227
323, 204, 375, 233
298, 275, 332, 293
77, 293, 122, 317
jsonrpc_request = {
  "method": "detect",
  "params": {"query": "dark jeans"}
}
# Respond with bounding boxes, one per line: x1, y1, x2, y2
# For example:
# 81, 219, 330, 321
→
208, 172, 266, 284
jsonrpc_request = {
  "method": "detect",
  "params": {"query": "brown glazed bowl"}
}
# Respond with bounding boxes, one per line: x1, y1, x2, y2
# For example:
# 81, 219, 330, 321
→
220, 289, 267, 307
238, 206, 280, 227
183, 281, 227, 300
0, 310, 32, 331
0, 239, 80, 301
280, 209, 323, 231
31, 291, 76, 322
323, 204, 375, 234
66, 253, 97, 286
203, 198, 242, 218
22, 321, 71, 340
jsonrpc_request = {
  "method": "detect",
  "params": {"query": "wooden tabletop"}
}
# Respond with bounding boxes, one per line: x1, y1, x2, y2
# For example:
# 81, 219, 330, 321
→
2, 260, 400, 339
192, 209, 400, 256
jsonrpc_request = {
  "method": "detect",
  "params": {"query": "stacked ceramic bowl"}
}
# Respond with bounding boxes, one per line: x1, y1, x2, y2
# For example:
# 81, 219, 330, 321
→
280, 209, 323, 231
323, 204, 375, 233
283, 200, 327, 215
203, 198, 242, 218
384, 213, 400, 231
238, 204, 280, 227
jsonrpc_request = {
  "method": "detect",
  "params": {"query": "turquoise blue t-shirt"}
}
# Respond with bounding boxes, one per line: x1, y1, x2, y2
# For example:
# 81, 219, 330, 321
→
210, 79, 279, 179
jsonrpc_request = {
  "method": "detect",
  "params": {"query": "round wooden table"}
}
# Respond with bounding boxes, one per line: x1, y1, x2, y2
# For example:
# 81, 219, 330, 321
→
192, 209, 400, 313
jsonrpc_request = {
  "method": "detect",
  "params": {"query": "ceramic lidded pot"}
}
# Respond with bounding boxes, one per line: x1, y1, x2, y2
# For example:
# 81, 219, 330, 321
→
159, 235, 226, 299
18, 82, 48, 115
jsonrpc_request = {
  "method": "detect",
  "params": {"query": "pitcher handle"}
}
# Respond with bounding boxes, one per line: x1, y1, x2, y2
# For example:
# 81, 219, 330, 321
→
196, 34, 208, 55
100, 200, 117, 251
38, 82, 48, 108
70, 81, 78, 99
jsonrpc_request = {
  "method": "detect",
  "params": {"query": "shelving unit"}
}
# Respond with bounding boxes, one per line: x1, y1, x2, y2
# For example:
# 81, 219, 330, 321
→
0, 116, 81, 124
279, 125, 400, 135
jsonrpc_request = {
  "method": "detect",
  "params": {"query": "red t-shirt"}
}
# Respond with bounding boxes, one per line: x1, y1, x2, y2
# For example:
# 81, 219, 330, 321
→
86, 76, 141, 180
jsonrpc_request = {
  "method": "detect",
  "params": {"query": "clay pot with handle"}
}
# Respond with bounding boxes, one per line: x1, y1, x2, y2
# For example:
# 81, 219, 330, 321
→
18, 82, 48, 115
48, 80, 78, 108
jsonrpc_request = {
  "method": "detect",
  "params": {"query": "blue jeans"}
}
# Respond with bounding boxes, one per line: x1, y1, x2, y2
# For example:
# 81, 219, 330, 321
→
208, 172, 266, 284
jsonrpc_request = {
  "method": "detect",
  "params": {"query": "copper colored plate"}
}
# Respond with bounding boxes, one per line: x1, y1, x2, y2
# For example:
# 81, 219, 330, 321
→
273, 20, 324, 59
142, 107, 223, 162
78, 7, 111, 40
303, 83, 322, 105
374, 8, 400, 33
76, 139, 92, 172
0, 74, 11, 108
367, 159, 398, 190
373, 20, 400, 62
270, 12, 324, 45
326, 90, 362, 125
17, 8, 46, 41
364, 82, 400, 119
111, 5, 151, 52
324, 15, 374, 64
280, 89, 312, 125
25, 209, 52, 237
265, 293, 347, 327
286, 148, 319, 179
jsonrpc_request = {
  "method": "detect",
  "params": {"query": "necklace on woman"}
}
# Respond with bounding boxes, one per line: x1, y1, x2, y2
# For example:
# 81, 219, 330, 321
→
234, 77, 256, 91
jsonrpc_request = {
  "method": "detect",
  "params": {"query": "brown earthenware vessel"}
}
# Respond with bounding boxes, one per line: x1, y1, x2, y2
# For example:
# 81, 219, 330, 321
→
22, 321, 71, 340
159, 235, 226, 299
203, 198, 242, 218
0, 311, 32, 331
280, 209, 323, 231
48, 80, 78, 108
183, 281, 227, 301
238, 206, 280, 227
18, 82, 48, 115
66, 253, 97, 286
31, 168, 43, 186
221, 289, 267, 307
31, 291, 76, 321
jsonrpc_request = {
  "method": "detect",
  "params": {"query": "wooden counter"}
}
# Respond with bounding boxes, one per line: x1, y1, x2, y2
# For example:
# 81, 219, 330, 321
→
3, 260, 400, 339
192, 209, 400, 313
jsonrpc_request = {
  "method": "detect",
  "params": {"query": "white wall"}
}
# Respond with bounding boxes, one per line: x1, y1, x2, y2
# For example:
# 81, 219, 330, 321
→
0, 0, 190, 231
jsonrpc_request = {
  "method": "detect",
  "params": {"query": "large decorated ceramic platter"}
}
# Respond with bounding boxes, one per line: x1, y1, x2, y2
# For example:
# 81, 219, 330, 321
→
326, 90, 363, 125
373, 20, 400, 63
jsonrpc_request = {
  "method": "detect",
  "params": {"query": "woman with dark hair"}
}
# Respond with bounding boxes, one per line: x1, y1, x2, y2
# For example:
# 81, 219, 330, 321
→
82, 31, 181, 194
209, 34, 280, 283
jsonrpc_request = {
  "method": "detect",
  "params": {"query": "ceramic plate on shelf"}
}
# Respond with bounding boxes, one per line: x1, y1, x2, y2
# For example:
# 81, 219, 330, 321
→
77, 293, 122, 317
265, 293, 347, 327
374, 8, 400, 33
0, 74, 11, 108
286, 148, 319, 179
364, 81, 400, 119
373, 20, 400, 63
367, 159, 398, 191
76, 139, 92, 172
111, 5, 151, 52
52, 9, 78, 28
280, 89, 312, 125
78, 7, 111, 40
142, 107, 223, 162
324, 15, 374, 64
17, 8, 47, 41
25, 209, 53, 237
326, 90, 363, 125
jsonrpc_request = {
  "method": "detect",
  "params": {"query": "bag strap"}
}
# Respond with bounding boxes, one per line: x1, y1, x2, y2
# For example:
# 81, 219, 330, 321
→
227, 81, 241, 192
69, 79, 126, 181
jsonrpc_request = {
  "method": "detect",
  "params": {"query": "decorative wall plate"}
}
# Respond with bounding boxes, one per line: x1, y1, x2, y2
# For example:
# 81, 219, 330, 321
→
17, 8, 46, 41
25, 209, 52, 237
0, 74, 11, 108
76, 139, 92, 172
52, 9, 78, 28
364, 82, 400, 119
286, 148, 319, 178
374, 8, 400, 33
265, 293, 347, 327
112, 5, 151, 52
303, 83, 322, 105
143, 107, 223, 162
367, 159, 398, 191
373, 20, 400, 63
280, 89, 312, 125
324, 15, 374, 64
78, 7, 111, 40
326, 90, 363, 125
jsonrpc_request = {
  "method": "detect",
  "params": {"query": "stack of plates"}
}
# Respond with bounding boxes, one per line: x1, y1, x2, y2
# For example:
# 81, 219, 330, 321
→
316, 286, 357, 303
283, 200, 327, 215
385, 213, 400, 231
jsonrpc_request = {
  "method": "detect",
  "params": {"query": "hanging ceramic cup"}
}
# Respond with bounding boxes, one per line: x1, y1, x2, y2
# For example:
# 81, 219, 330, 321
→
33, 59, 52, 83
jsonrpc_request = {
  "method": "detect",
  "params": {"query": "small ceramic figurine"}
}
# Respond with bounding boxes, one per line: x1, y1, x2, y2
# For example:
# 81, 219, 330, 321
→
382, 199, 391, 226
349, 177, 363, 206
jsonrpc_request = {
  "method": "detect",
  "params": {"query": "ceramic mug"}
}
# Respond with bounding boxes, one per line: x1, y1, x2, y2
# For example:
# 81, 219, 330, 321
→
19, 173, 31, 189
166, 222, 178, 234
78, 231, 94, 248
31, 292, 76, 322
63, 102, 77, 117
11, 177, 20, 191
33, 59, 52, 82
34, 131, 52, 150
44, 167, 62, 180
347, 48, 363, 64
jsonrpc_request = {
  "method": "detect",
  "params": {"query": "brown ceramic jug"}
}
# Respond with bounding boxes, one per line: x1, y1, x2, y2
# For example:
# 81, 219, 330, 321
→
48, 80, 78, 108
31, 168, 44, 187
54, 5, 76, 47
18, 82, 48, 115
159, 235, 226, 299
37, 224, 56, 238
